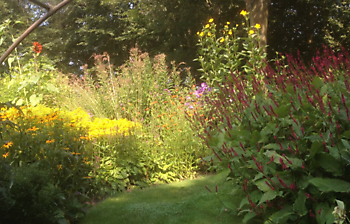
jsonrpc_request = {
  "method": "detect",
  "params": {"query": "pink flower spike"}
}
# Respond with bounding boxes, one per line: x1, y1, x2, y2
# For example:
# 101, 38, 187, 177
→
205, 186, 212, 193
289, 183, 297, 191
309, 210, 316, 218
265, 180, 275, 191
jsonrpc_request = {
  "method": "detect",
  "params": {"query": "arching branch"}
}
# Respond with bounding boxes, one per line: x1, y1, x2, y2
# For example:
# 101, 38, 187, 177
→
0, 0, 73, 65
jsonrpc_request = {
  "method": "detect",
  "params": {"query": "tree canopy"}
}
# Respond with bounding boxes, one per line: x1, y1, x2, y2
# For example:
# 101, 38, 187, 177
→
1, 0, 349, 76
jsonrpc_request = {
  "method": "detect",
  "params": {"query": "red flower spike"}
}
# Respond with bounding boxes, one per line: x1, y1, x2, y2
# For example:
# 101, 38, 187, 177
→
289, 183, 297, 191
228, 164, 233, 172
276, 175, 288, 188
240, 142, 246, 151
309, 210, 316, 218
265, 181, 275, 191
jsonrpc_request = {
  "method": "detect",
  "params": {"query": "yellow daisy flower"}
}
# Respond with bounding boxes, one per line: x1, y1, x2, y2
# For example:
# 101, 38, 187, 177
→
255, 23, 261, 29
209, 18, 214, 23
3, 141, 13, 149
240, 10, 247, 16
249, 30, 254, 35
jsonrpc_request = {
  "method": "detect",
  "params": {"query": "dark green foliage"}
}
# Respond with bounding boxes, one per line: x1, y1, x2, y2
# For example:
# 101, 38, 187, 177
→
193, 48, 350, 223
0, 162, 86, 224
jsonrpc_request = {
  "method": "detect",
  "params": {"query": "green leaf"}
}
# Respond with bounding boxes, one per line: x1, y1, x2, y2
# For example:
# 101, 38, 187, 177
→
342, 130, 350, 138
249, 130, 260, 145
268, 206, 293, 223
275, 104, 291, 118
46, 83, 58, 92
309, 178, 350, 192
7, 57, 14, 69
341, 139, 350, 149
309, 141, 323, 159
293, 190, 307, 216
255, 179, 272, 192
242, 211, 257, 223
316, 202, 335, 224
258, 190, 278, 205
315, 153, 342, 176
223, 201, 236, 211
263, 143, 280, 150
29, 94, 43, 106
312, 76, 324, 89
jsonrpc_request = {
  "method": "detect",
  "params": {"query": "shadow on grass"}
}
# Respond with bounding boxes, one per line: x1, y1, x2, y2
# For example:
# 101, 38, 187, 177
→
80, 170, 244, 224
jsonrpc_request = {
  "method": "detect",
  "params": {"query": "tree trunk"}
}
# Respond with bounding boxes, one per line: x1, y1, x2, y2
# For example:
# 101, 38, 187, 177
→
245, 0, 270, 50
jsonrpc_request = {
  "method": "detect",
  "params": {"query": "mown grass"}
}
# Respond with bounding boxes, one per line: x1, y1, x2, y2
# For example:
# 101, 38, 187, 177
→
80, 170, 244, 224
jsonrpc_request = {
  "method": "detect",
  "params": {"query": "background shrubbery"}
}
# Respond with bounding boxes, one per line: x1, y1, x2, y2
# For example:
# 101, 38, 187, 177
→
1, 5, 350, 224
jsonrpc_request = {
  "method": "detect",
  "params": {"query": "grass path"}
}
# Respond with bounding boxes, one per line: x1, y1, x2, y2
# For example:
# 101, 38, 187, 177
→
80, 170, 243, 224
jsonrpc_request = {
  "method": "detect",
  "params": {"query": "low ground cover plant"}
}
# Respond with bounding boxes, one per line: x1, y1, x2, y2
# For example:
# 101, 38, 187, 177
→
191, 48, 350, 223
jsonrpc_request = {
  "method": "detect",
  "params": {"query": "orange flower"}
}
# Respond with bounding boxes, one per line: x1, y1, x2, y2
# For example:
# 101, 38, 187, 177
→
164, 101, 168, 104
2, 152, 9, 158
171, 95, 177, 98
33, 42, 42, 53
46, 139, 55, 144
145, 108, 149, 111
151, 101, 158, 105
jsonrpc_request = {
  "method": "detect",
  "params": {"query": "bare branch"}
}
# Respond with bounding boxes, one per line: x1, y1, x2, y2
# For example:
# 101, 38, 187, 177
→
28, 0, 52, 11
0, 0, 74, 65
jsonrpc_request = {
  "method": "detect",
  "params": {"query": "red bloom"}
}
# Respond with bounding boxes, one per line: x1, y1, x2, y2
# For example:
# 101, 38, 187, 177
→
33, 42, 42, 53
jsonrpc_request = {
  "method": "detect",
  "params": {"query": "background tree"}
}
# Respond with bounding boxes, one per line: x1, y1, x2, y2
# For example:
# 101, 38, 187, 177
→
1, 0, 349, 77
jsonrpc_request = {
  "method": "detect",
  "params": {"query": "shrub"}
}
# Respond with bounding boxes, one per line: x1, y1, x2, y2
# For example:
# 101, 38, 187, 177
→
51, 49, 210, 186
191, 47, 350, 223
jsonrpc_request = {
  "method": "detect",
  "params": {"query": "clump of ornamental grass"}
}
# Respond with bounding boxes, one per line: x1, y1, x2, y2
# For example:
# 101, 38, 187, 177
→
190, 47, 350, 223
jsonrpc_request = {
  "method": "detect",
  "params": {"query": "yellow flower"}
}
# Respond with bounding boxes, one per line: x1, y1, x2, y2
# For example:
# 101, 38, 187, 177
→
220, 38, 225, 43
242, 22, 245, 26
255, 23, 261, 29
207, 32, 212, 37
199, 32, 204, 37
3, 152, 9, 158
209, 18, 214, 23
57, 165, 62, 170
224, 25, 229, 29
196, 31, 199, 35
249, 30, 254, 35
3, 142, 13, 149
46, 139, 55, 144
240, 10, 247, 16
205, 24, 210, 29
228, 30, 233, 35
27, 126, 39, 131
227, 21, 230, 25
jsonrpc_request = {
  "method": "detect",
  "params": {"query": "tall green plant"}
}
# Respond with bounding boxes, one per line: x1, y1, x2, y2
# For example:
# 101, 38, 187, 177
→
195, 11, 267, 87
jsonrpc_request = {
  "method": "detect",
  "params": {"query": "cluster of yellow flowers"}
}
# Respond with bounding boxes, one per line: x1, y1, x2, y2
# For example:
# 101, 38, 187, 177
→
1, 105, 140, 137
196, 10, 261, 39
0, 105, 140, 159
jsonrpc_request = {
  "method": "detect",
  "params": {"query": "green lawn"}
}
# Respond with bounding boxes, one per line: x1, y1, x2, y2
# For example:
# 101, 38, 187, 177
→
80, 170, 243, 224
